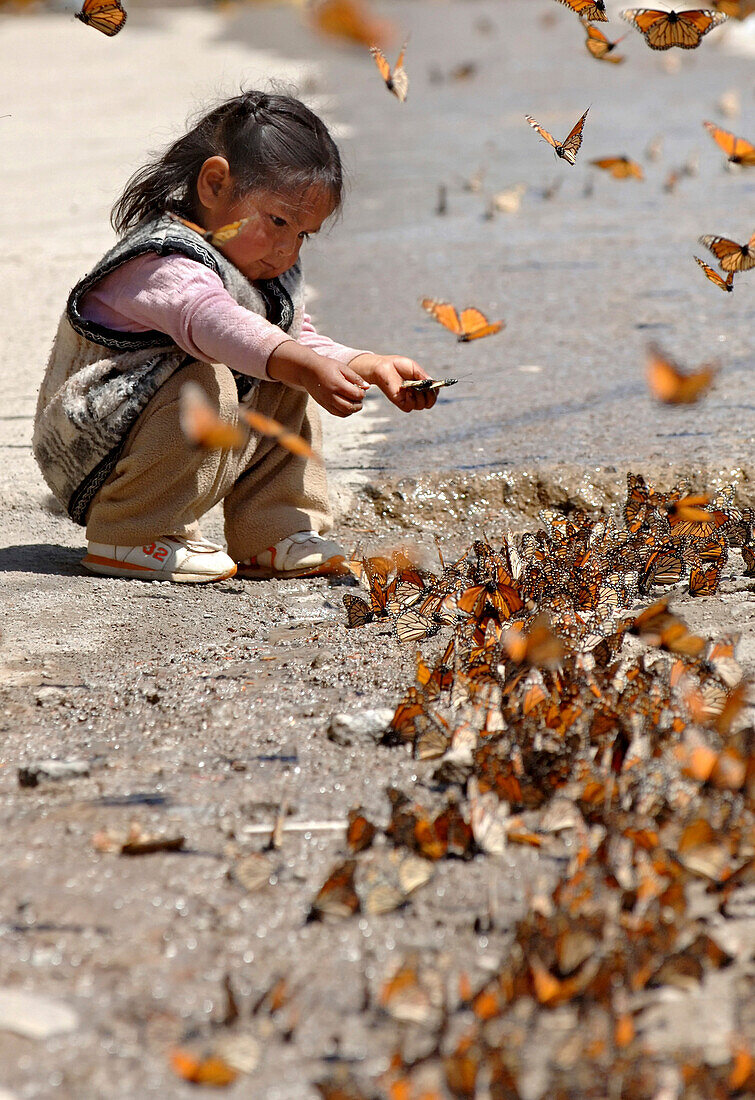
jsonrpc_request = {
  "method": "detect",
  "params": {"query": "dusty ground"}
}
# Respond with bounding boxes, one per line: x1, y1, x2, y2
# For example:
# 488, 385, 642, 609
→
1, 2, 754, 1098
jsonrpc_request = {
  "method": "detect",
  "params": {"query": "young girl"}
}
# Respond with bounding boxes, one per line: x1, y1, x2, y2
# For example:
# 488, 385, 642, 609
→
33, 91, 436, 582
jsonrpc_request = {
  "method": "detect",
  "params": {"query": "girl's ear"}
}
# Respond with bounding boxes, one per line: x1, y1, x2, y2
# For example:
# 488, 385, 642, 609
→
196, 156, 232, 211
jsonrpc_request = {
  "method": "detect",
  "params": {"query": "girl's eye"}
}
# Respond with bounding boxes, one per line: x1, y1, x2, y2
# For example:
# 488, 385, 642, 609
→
270, 215, 287, 228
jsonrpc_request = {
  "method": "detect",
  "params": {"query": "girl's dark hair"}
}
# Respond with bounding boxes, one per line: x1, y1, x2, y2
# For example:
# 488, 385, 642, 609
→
111, 91, 343, 234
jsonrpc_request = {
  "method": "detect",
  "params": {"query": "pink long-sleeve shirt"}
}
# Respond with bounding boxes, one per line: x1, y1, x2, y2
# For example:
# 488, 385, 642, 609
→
79, 253, 364, 380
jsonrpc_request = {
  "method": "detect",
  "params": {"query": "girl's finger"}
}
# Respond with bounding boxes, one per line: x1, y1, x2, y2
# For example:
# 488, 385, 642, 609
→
332, 395, 363, 418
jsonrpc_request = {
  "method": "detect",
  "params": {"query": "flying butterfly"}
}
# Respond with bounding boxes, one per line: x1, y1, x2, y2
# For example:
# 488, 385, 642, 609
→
590, 156, 644, 179
76, 0, 127, 36
400, 377, 459, 391
421, 299, 504, 341
309, 0, 392, 48
525, 107, 590, 166
555, 0, 609, 20
583, 23, 627, 62
370, 41, 409, 101
645, 344, 717, 405
699, 231, 755, 272
179, 381, 321, 462
169, 212, 251, 248
694, 256, 734, 292
711, 0, 755, 17
703, 121, 755, 167
620, 8, 729, 49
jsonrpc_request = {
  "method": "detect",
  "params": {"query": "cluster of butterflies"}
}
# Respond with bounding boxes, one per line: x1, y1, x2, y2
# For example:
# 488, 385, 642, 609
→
343, 470, 755, 650
317, 473, 754, 1095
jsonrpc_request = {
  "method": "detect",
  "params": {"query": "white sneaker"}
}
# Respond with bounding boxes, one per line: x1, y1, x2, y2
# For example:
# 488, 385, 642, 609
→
238, 531, 347, 579
82, 536, 237, 583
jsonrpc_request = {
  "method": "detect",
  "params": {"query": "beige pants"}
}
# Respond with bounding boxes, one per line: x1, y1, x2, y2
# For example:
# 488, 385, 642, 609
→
85, 361, 332, 560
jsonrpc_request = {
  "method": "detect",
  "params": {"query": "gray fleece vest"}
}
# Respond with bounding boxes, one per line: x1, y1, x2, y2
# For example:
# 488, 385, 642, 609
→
33, 214, 304, 526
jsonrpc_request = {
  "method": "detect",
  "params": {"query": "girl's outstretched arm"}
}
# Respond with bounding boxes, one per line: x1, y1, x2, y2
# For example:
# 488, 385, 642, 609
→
348, 353, 438, 412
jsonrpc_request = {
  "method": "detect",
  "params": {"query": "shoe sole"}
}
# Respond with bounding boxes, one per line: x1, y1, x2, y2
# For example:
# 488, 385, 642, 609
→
236, 556, 349, 580
82, 553, 237, 584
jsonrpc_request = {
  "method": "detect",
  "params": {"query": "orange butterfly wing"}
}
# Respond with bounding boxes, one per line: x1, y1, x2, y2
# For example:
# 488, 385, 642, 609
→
370, 45, 391, 83
556, 0, 609, 20
585, 25, 625, 62
76, 0, 127, 36
646, 345, 717, 404
526, 115, 558, 151
207, 218, 250, 246
421, 298, 463, 335
590, 156, 644, 179
700, 234, 755, 272
703, 121, 755, 166
694, 256, 734, 291
178, 382, 246, 450
241, 408, 321, 463
457, 307, 503, 341
622, 8, 727, 49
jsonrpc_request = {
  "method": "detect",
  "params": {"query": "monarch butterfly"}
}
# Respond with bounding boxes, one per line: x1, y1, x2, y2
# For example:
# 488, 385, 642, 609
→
620, 8, 729, 49
170, 1049, 237, 1087
583, 23, 626, 62
76, 0, 127, 37
393, 607, 440, 644
702, 121, 755, 167
241, 407, 322, 463
525, 107, 590, 165
699, 231, 755, 273
742, 545, 755, 576
694, 256, 734, 292
590, 156, 644, 180
503, 616, 564, 668
169, 212, 250, 248
400, 377, 459, 391
310, 0, 392, 47
370, 41, 409, 102
342, 592, 374, 628
646, 344, 717, 405
178, 382, 247, 450
308, 860, 360, 920
555, 0, 609, 20
346, 808, 377, 852
421, 299, 504, 341
689, 560, 723, 596
711, 0, 755, 17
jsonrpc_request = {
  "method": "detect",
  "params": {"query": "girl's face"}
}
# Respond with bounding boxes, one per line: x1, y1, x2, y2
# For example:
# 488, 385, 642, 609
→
196, 157, 335, 281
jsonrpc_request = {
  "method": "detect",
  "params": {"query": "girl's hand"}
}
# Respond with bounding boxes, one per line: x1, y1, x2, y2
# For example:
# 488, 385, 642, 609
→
267, 341, 369, 418
349, 353, 438, 413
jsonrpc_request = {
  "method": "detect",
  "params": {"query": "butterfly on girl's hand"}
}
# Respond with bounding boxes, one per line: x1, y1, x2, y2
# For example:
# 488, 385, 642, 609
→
699, 231, 755, 272
583, 23, 627, 63
694, 256, 734, 292
76, 0, 127, 36
421, 299, 504, 341
645, 344, 717, 404
703, 121, 755, 167
555, 0, 609, 20
620, 8, 729, 49
400, 378, 459, 392
179, 381, 322, 462
590, 156, 644, 179
169, 212, 250, 248
525, 108, 590, 165
370, 41, 409, 101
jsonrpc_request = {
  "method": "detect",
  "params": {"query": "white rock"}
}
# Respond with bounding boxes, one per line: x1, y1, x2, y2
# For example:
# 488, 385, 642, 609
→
18, 759, 90, 787
0, 988, 79, 1039
327, 708, 394, 745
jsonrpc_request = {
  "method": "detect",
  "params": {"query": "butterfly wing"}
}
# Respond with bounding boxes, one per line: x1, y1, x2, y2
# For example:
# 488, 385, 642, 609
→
591, 156, 643, 179
694, 256, 734, 291
457, 307, 504, 341
556, 0, 609, 20
389, 41, 410, 102
178, 382, 246, 450
526, 115, 558, 151
561, 107, 590, 165
207, 218, 249, 246
400, 378, 459, 391
585, 24, 625, 62
240, 408, 321, 463
646, 345, 717, 404
676, 9, 729, 46
76, 0, 127, 36
370, 45, 391, 83
343, 592, 374, 628
421, 298, 464, 335
700, 234, 755, 272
